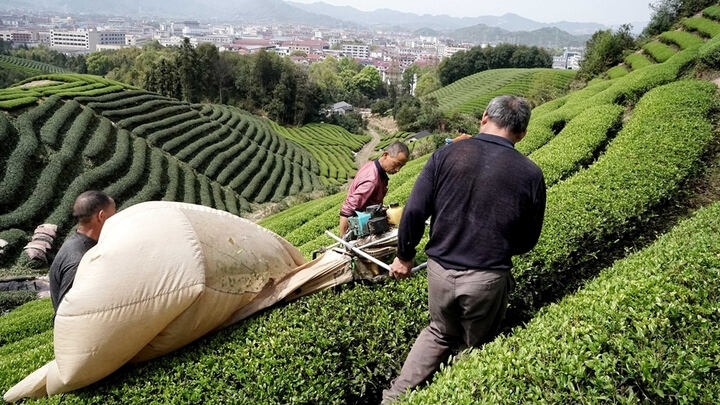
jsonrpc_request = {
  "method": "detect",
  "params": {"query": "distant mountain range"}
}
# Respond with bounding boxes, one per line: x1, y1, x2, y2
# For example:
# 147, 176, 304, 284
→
288, 2, 608, 35
446, 26, 590, 47
3, 0, 646, 47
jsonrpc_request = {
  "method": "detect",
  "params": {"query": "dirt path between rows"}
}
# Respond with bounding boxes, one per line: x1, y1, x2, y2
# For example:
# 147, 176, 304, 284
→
355, 124, 382, 167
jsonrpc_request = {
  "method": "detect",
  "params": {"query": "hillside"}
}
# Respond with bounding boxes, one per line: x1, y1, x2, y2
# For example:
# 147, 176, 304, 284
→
270, 121, 371, 185
0, 73, 345, 277
0, 55, 68, 76
2, 6, 720, 403
427, 68, 577, 115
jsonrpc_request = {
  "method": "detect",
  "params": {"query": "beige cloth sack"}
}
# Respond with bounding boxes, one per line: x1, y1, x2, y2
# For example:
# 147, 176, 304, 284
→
4, 202, 357, 402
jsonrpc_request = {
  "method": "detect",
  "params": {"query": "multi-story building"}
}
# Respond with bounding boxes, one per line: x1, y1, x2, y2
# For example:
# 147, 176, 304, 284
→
51, 29, 126, 52
342, 44, 369, 59
97, 31, 126, 46
552, 50, 583, 70
0, 31, 32, 44
51, 29, 95, 51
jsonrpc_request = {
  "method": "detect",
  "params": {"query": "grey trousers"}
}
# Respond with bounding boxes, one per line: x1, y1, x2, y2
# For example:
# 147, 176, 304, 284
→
382, 259, 513, 403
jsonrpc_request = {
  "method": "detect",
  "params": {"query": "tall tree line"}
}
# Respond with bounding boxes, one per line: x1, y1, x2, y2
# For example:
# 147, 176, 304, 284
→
437, 44, 552, 86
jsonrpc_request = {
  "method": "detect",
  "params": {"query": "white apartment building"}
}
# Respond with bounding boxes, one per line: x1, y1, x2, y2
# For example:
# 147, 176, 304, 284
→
442, 45, 469, 58
342, 44, 369, 59
51, 29, 126, 52
51, 29, 95, 51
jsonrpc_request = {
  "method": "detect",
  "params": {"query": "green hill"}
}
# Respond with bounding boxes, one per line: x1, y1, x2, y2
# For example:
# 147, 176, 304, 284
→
0, 55, 68, 76
2, 11, 720, 404
271, 121, 370, 185
426, 68, 576, 115
0, 73, 364, 277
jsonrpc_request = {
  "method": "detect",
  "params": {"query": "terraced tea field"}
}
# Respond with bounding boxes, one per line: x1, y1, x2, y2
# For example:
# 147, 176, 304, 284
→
426, 68, 576, 114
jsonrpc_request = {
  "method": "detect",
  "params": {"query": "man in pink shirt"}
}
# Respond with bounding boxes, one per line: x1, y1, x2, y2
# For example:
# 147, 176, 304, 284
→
339, 142, 410, 237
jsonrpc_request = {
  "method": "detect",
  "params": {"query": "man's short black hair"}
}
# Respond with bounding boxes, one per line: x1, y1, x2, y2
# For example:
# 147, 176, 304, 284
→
73, 191, 114, 224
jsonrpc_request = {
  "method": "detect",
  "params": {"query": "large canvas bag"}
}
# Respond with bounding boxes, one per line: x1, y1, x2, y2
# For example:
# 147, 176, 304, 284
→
4, 201, 330, 401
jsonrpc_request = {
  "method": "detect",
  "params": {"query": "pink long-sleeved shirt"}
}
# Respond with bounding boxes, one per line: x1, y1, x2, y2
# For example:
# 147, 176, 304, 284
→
340, 160, 389, 217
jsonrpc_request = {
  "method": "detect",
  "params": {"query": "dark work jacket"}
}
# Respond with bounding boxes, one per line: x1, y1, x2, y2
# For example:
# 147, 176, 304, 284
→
49, 232, 97, 313
397, 133, 546, 270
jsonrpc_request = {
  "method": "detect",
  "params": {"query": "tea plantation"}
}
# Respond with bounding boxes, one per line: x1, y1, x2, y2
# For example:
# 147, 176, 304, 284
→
0, 74, 334, 276
1, 10, 720, 404
271, 122, 371, 185
0, 55, 69, 77
426, 68, 576, 114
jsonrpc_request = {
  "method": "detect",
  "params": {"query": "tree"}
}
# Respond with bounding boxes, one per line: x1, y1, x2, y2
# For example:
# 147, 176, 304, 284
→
414, 72, 441, 97
352, 66, 382, 99
437, 44, 551, 86
86, 52, 114, 76
577, 25, 635, 81
643, 0, 716, 37
177, 38, 198, 102
0, 39, 12, 54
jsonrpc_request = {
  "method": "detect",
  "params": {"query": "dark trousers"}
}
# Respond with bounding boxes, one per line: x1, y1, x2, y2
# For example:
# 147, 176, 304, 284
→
382, 259, 513, 403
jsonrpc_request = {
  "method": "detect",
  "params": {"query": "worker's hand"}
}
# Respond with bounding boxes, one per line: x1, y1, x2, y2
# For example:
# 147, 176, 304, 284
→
453, 134, 473, 142
390, 257, 413, 280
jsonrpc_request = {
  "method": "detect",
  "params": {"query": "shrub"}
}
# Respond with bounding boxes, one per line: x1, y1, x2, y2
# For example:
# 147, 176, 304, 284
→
77, 89, 152, 105
160, 122, 220, 154
82, 117, 113, 159
182, 165, 197, 204
512, 79, 716, 317
703, 4, 720, 20
140, 111, 201, 141
683, 16, 720, 37
39, 99, 81, 147
403, 202, 720, 404
187, 118, 247, 170
223, 187, 241, 215
606, 65, 629, 79
218, 141, 258, 186
0, 111, 39, 206
174, 125, 230, 161
518, 47, 699, 155
162, 156, 180, 202
118, 147, 165, 210
624, 53, 654, 70
659, 30, 705, 49
210, 182, 226, 211
699, 33, 720, 67
46, 130, 131, 230
241, 148, 274, 199
642, 41, 677, 62
255, 154, 285, 203
102, 99, 179, 119
104, 137, 148, 200
0, 107, 94, 229
116, 105, 190, 132
0, 291, 37, 314
0, 299, 53, 346
0, 96, 38, 110
529, 104, 624, 186
198, 175, 213, 207
203, 132, 251, 179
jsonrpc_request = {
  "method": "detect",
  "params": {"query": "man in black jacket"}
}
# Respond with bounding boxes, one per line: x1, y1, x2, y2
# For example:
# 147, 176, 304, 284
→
49, 190, 115, 313
383, 95, 546, 403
